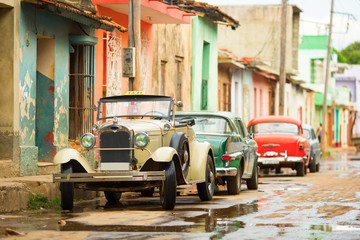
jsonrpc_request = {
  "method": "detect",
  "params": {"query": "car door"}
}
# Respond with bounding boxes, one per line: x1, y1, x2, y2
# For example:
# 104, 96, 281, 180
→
235, 119, 255, 177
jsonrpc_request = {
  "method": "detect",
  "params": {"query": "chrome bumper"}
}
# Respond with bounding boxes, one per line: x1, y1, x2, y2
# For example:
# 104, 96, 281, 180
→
216, 167, 237, 177
53, 171, 166, 183
258, 156, 307, 165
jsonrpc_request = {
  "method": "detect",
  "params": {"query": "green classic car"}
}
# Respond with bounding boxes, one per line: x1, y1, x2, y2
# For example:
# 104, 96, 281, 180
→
176, 112, 259, 194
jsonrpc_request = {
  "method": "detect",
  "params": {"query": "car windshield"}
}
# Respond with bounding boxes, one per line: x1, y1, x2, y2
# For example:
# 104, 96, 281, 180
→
303, 129, 311, 139
250, 122, 299, 135
177, 116, 232, 134
97, 97, 172, 120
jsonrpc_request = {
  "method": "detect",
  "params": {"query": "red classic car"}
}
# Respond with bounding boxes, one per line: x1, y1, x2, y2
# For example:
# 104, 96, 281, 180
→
247, 116, 310, 176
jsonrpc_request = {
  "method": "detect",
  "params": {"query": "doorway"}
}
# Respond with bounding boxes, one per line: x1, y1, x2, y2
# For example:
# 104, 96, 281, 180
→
36, 37, 55, 162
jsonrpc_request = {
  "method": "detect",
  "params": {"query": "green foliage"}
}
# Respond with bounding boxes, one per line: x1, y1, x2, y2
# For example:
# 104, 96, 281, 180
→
336, 42, 360, 64
27, 194, 61, 210
333, 48, 348, 63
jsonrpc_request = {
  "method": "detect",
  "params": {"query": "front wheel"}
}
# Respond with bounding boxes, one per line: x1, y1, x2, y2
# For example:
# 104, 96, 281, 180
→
160, 161, 177, 210
309, 156, 316, 173
197, 154, 215, 201
60, 162, 74, 210
246, 165, 259, 190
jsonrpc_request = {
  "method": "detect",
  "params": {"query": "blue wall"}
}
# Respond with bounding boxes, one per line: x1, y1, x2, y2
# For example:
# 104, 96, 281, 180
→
19, 3, 96, 175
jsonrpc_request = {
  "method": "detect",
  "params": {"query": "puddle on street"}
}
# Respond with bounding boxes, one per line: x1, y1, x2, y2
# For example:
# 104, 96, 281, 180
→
0, 201, 258, 239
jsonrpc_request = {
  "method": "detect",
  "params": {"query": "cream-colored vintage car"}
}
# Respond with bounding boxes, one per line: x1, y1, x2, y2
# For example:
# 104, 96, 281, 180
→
53, 94, 216, 210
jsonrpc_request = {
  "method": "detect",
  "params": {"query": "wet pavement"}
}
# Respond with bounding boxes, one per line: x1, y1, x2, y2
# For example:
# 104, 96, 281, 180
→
1, 150, 360, 239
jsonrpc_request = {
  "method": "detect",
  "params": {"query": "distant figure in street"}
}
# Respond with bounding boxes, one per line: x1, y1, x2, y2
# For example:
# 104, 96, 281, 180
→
316, 123, 322, 143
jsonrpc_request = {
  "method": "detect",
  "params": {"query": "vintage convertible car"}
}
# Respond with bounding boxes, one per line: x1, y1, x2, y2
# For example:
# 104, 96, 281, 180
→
53, 94, 216, 210
176, 111, 259, 194
302, 124, 321, 172
247, 116, 310, 176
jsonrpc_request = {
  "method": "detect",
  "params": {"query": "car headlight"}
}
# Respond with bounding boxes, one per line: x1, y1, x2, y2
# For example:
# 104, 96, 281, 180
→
80, 133, 96, 149
134, 132, 149, 148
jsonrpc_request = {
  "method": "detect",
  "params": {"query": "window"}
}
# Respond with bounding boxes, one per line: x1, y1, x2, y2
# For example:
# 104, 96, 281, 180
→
175, 57, 183, 105
223, 83, 231, 111
69, 45, 95, 140
160, 61, 167, 95
201, 78, 208, 110
236, 120, 245, 137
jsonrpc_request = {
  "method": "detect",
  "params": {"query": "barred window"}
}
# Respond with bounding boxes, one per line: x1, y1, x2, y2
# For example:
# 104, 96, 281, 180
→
69, 45, 95, 140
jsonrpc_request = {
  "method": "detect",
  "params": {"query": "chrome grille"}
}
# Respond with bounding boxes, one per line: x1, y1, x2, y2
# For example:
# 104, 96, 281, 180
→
99, 130, 131, 164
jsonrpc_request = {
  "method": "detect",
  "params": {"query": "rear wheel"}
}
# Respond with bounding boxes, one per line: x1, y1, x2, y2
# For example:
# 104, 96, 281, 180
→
197, 154, 215, 201
246, 166, 259, 190
296, 162, 305, 176
104, 191, 122, 204
160, 161, 177, 210
60, 162, 74, 210
316, 163, 320, 172
227, 164, 242, 195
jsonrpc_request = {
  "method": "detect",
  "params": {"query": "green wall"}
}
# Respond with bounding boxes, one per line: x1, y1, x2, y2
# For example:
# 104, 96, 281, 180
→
191, 16, 218, 111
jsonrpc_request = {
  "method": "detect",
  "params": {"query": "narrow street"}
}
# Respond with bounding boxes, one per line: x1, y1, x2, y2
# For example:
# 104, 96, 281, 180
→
1, 149, 360, 240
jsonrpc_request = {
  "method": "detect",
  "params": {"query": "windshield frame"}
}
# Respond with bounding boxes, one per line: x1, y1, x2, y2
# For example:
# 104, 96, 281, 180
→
97, 95, 174, 121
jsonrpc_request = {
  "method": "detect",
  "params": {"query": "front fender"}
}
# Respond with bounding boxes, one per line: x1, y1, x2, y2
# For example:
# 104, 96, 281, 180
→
189, 141, 215, 181
150, 147, 178, 162
54, 148, 94, 173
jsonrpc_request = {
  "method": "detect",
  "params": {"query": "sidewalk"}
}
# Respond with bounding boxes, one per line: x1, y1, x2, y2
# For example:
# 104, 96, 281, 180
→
0, 175, 59, 213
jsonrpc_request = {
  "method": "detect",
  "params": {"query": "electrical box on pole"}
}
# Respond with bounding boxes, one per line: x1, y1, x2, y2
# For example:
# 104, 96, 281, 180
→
122, 47, 135, 78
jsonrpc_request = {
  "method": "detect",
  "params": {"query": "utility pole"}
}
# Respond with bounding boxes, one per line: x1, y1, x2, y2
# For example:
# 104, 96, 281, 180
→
321, 0, 335, 152
279, 0, 287, 115
127, 0, 141, 91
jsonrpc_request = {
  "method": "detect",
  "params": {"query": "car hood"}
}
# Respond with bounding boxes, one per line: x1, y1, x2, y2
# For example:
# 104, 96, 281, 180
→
99, 119, 170, 135
254, 133, 305, 155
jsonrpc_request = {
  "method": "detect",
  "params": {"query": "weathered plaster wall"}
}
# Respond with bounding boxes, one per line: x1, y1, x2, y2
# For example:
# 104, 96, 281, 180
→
252, 72, 277, 118
191, 16, 218, 111
152, 24, 192, 111
218, 65, 231, 111
0, 6, 14, 160
0, 0, 21, 177
19, 3, 95, 175
242, 69, 253, 124
218, 5, 299, 75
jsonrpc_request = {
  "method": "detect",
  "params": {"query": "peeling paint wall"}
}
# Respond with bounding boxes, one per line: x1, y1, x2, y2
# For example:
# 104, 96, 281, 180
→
19, 3, 96, 175
152, 24, 192, 111
191, 16, 218, 111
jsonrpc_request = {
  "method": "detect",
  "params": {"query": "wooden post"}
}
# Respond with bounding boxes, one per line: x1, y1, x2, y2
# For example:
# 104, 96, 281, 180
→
321, 0, 335, 152
279, 0, 287, 115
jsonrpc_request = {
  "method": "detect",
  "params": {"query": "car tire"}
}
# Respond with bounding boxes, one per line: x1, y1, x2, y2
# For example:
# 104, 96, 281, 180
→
160, 161, 177, 210
104, 191, 122, 204
246, 165, 259, 190
141, 188, 155, 197
309, 156, 316, 173
227, 164, 242, 195
296, 162, 305, 176
170, 133, 190, 178
197, 154, 215, 201
60, 162, 74, 210
316, 162, 320, 172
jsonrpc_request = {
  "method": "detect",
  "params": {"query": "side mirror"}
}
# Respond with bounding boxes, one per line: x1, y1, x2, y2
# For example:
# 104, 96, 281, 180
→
175, 101, 183, 108
249, 133, 254, 139
187, 119, 195, 126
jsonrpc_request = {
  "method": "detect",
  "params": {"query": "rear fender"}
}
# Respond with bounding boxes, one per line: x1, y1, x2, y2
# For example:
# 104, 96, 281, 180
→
189, 141, 215, 181
54, 148, 94, 173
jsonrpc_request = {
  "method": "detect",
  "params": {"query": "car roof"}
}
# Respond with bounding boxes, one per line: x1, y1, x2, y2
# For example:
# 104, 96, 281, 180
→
248, 115, 302, 127
302, 123, 314, 130
176, 111, 242, 121
99, 95, 173, 102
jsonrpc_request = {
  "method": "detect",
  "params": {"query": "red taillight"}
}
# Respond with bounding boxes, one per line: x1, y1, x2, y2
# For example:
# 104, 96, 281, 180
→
299, 142, 304, 151
222, 155, 232, 160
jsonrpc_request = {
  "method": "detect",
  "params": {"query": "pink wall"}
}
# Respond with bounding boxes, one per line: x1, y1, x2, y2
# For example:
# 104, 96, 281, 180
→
94, 5, 154, 104
252, 71, 277, 117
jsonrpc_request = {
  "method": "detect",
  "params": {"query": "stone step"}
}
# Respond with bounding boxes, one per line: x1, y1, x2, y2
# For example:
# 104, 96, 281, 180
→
37, 162, 56, 175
